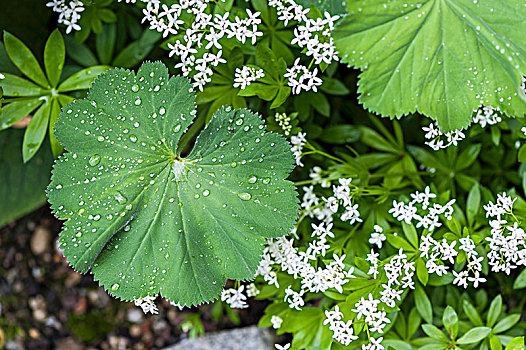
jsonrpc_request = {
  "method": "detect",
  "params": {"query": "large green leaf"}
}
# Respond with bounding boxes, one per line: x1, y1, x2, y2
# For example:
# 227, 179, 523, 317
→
47, 62, 298, 306
334, 0, 526, 131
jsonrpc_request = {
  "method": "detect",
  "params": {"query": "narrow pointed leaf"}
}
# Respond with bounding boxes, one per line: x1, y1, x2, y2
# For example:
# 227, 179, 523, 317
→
47, 62, 298, 306
0, 99, 43, 130
23, 99, 52, 162
4, 31, 49, 88
44, 29, 65, 88
57, 66, 110, 92
49, 97, 64, 158
0, 73, 45, 97
457, 327, 491, 344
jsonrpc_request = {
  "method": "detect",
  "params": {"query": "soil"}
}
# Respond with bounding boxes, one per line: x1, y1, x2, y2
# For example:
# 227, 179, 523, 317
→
0, 205, 268, 350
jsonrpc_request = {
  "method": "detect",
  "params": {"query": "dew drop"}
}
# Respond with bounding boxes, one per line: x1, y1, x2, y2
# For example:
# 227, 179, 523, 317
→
262, 178, 271, 184
235, 118, 243, 126
88, 154, 101, 166
134, 98, 142, 105
173, 124, 181, 132
97, 136, 104, 142
231, 162, 237, 168
129, 134, 138, 143
114, 191, 127, 204
237, 192, 251, 201
111, 283, 120, 291
203, 190, 210, 197
159, 107, 166, 115
247, 176, 257, 184
131, 84, 139, 92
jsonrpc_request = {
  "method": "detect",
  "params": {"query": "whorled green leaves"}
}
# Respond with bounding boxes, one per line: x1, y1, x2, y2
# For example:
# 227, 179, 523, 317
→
334, 0, 526, 131
1, 30, 109, 161
47, 62, 298, 306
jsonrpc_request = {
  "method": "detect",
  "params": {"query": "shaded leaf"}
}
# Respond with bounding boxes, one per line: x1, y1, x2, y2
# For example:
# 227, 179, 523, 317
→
334, 1, 526, 131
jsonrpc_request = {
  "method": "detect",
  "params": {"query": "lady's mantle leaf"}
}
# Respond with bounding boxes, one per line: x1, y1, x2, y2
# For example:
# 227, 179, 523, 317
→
47, 62, 298, 306
334, 0, 526, 131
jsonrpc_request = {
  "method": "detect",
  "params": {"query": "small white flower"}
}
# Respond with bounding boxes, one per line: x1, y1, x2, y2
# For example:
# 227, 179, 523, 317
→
271, 315, 283, 329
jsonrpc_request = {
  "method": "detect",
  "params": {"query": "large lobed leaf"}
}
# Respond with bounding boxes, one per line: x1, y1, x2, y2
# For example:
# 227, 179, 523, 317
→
334, 0, 526, 131
47, 62, 299, 306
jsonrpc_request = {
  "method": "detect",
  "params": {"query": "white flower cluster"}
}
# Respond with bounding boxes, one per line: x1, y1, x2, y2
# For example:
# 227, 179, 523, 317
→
134, 295, 158, 314
366, 249, 380, 279
389, 186, 455, 231
256, 231, 354, 310
268, 0, 338, 94
422, 122, 466, 151
452, 236, 486, 288
270, 0, 339, 65
366, 248, 415, 307
420, 235, 457, 275
46, 0, 84, 34
323, 295, 389, 348
423, 105, 502, 151
291, 132, 306, 167
120, 0, 262, 91
324, 305, 358, 346
473, 105, 501, 127
379, 249, 415, 307
284, 286, 305, 310
484, 193, 526, 275
309, 166, 331, 188
284, 58, 323, 94
221, 283, 259, 309
419, 233, 487, 288
233, 66, 264, 90
369, 225, 386, 248
352, 294, 391, 335
301, 178, 362, 225
275, 112, 294, 136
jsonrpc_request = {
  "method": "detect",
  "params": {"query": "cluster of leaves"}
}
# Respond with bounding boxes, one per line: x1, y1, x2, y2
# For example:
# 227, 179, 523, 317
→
255, 108, 526, 348
0, 30, 107, 161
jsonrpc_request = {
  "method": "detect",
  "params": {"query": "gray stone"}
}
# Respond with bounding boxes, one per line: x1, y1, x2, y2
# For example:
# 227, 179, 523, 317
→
163, 326, 275, 350
30, 226, 52, 255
